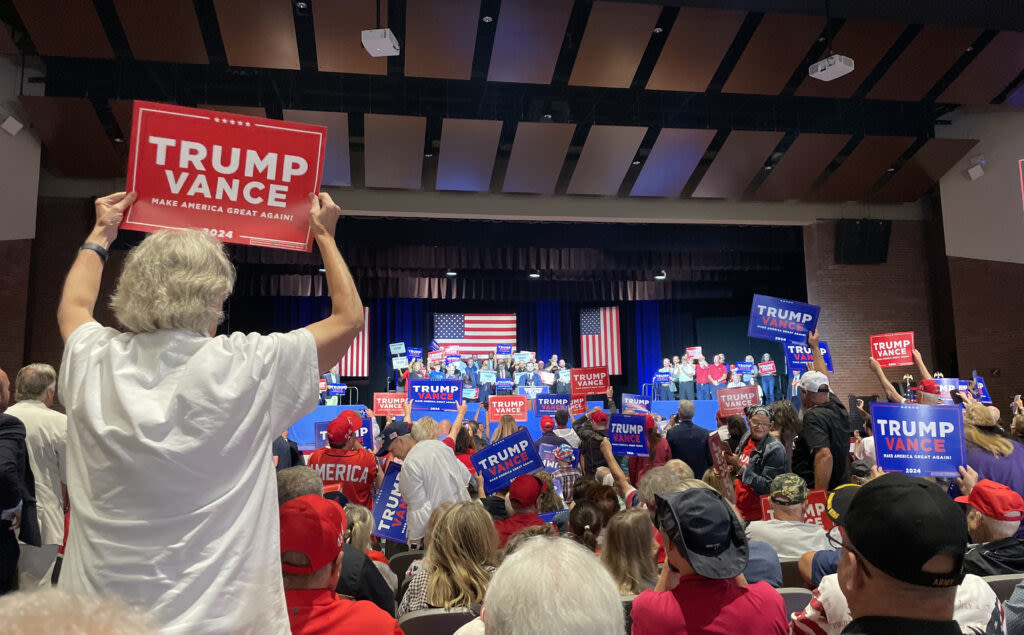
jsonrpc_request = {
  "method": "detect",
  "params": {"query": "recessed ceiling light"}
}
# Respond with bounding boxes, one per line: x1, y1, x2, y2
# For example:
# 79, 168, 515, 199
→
424, 152, 434, 158
528, 271, 541, 279
542, 113, 552, 120
114, 137, 124, 143
446, 270, 457, 277
764, 164, 773, 171
653, 27, 663, 34
482, 15, 493, 23
632, 159, 641, 166
295, 1, 308, 9
654, 269, 667, 281
887, 167, 896, 172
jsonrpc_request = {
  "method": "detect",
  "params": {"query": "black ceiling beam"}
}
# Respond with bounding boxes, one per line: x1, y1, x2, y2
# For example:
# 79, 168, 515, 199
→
41, 57, 945, 138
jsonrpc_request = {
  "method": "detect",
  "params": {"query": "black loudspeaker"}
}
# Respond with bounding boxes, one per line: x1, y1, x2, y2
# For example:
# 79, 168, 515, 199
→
834, 219, 891, 264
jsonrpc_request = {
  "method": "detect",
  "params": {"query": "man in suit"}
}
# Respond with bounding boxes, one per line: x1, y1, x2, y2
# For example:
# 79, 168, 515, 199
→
517, 363, 543, 387
1, 368, 42, 594
321, 364, 341, 406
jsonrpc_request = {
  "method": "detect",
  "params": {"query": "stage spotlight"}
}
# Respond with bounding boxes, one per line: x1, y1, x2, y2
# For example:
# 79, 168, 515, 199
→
528, 271, 541, 279
446, 270, 457, 277
654, 269, 667, 280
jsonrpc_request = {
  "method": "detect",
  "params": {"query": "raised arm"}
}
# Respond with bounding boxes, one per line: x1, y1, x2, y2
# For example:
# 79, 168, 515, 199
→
912, 349, 933, 381
58, 192, 138, 341
807, 330, 829, 377
868, 357, 904, 403
302, 193, 365, 374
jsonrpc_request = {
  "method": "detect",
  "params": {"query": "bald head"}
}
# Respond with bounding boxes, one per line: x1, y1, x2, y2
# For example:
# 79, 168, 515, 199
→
988, 406, 1001, 426
0, 369, 9, 410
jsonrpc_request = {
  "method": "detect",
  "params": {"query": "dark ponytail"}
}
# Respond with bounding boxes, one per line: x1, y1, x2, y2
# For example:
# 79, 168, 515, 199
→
569, 501, 602, 552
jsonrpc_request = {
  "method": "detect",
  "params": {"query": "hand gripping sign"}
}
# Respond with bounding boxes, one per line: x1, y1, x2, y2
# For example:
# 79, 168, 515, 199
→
870, 402, 964, 478
717, 385, 760, 417
371, 464, 407, 544
870, 331, 915, 368
571, 366, 610, 395
747, 294, 821, 344
607, 414, 649, 457
471, 428, 543, 494
488, 395, 529, 422
785, 341, 834, 372
122, 101, 326, 252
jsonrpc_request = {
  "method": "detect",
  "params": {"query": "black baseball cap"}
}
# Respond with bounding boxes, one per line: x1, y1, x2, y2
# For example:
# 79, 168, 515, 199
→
825, 483, 860, 527
376, 420, 412, 457
843, 473, 968, 588
654, 489, 748, 579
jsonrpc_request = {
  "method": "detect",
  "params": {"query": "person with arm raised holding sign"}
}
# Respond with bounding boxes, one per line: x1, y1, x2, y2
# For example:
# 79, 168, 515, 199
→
791, 331, 851, 491
722, 405, 787, 522
869, 349, 940, 404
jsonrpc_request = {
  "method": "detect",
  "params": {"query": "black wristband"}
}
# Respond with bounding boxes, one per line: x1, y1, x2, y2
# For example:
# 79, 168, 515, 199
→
79, 242, 109, 263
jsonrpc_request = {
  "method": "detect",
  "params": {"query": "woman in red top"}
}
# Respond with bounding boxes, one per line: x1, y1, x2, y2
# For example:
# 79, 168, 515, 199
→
721, 405, 786, 521
628, 414, 671, 485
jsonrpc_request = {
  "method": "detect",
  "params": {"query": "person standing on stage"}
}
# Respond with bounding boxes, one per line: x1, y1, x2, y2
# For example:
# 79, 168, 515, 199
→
709, 354, 728, 402
695, 356, 712, 401
675, 356, 696, 402
760, 354, 777, 404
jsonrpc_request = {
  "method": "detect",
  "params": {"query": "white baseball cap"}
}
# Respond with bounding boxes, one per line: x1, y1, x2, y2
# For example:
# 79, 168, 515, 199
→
798, 370, 830, 393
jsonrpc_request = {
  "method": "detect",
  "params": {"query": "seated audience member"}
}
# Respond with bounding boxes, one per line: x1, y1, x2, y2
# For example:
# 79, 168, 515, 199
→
490, 414, 519, 443
501, 524, 557, 557
307, 410, 381, 509
630, 489, 787, 634
379, 417, 471, 548
798, 483, 860, 588
533, 470, 565, 512
954, 403, 1024, 508
585, 483, 621, 532
601, 508, 658, 595
628, 414, 671, 485
701, 467, 731, 499
568, 501, 603, 552
453, 422, 478, 474
476, 537, 624, 635
769, 399, 800, 470
746, 474, 830, 561
277, 467, 396, 616
280, 495, 400, 634
852, 405, 876, 468
954, 479, 1024, 576
535, 415, 563, 450
0, 588, 155, 634
397, 501, 497, 618
494, 474, 554, 547
796, 474, 994, 635
722, 404, 787, 521
551, 444, 582, 503
552, 409, 580, 448
663, 459, 694, 479
343, 504, 397, 593
402, 502, 455, 582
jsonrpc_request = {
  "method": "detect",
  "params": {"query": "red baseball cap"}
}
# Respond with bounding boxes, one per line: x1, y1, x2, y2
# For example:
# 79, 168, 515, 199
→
913, 379, 941, 395
955, 479, 1024, 522
540, 415, 556, 432
509, 474, 547, 507
645, 414, 656, 431
590, 410, 609, 426
280, 494, 347, 574
327, 410, 362, 444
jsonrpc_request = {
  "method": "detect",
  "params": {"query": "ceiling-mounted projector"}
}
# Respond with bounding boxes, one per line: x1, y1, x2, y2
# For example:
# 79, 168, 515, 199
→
808, 54, 854, 82
361, 28, 401, 57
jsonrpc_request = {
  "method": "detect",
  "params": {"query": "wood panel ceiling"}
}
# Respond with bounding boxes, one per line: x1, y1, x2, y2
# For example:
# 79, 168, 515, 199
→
569, 1, 662, 88
112, 0, 208, 65
722, 13, 824, 95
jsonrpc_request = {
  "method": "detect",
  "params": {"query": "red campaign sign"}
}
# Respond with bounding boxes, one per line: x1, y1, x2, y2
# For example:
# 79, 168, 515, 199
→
318, 379, 327, 392
373, 392, 407, 417
707, 432, 737, 504
444, 345, 461, 356
571, 366, 610, 395
488, 395, 529, 422
757, 361, 776, 375
870, 331, 915, 368
427, 350, 446, 365
568, 394, 588, 417
686, 346, 702, 360
122, 101, 326, 252
759, 489, 834, 530
717, 385, 761, 416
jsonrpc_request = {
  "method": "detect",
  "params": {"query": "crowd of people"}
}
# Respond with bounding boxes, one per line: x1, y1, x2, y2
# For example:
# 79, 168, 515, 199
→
3, 190, 1024, 635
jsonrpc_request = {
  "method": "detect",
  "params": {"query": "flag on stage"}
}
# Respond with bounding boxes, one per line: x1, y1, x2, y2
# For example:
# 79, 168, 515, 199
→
580, 306, 621, 375
430, 339, 442, 352
337, 306, 370, 377
433, 313, 517, 357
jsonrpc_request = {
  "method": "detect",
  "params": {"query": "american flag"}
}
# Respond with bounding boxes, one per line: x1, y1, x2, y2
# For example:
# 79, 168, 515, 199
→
433, 313, 517, 357
580, 306, 621, 375
337, 306, 370, 377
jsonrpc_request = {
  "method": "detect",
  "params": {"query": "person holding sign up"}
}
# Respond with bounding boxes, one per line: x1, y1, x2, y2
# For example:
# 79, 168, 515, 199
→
721, 405, 787, 521
791, 331, 851, 491
868, 348, 937, 404
55, 192, 364, 633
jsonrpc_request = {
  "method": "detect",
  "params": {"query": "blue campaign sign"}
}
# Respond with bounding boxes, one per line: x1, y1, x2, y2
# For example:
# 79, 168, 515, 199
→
972, 371, 993, 405
327, 383, 347, 396
371, 464, 407, 544
536, 394, 569, 414
653, 374, 671, 384
407, 347, 423, 359
784, 341, 834, 373
496, 344, 513, 356
608, 413, 650, 457
356, 414, 374, 451
479, 370, 497, 384
748, 294, 821, 344
471, 428, 543, 494
496, 378, 515, 392
558, 369, 571, 382
934, 378, 960, 404
518, 385, 549, 399
870, 402, 964, 478
538, 511, 559, 523
539, 442, 580, 472
445, 354, 461, 365
314, 421, 330, 449
735, 362, 755, 375
622, 393, 652, 413
407, 379, 463, 411
430, 339, 441, 351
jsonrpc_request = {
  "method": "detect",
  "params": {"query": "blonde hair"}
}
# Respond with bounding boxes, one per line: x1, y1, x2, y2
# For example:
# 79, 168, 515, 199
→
600, 508, 657, 595
412, 416, 439, 441
424, 501, 498, 610
491, 414, 518, 442
343, 504, 373, 552
964, 403, 1014, 457
0, 588, 155, 634
110, 229, 235, 334
663, 459, 694, 480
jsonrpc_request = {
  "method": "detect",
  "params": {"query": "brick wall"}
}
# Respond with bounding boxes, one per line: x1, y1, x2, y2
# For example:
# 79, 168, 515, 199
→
948, 256, 1024, 412
803, 220, 941, 400
0, 239, 31, 376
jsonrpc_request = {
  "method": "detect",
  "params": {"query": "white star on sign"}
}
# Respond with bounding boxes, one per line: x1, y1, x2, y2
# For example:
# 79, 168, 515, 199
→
214, 117, 221, 123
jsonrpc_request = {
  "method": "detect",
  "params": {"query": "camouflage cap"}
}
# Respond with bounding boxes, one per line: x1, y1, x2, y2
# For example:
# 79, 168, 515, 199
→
770, 473, 808, 505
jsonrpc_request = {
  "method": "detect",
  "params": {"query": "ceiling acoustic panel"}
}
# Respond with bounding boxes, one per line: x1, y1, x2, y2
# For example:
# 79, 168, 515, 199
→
405, 0, 479, 80
939, 31, 1024, 105
283, 110, 352, 187
568, 1, 662, 88
873, 138, 979, 203
567, 125, 647, 196
868, 25, 982, 101
630, 129, 717, 197
647, 8, 746, 93
722, 13, 825, 95
19, 97, 122, 178
213, 0, 299, 70
794, 19, 905, 99
12, 0, 113, 59
112, 0, 207, 64
488, 0, 573, 84
754, 133, 850, 201
692, 130, 784, 199
363, 114, 426, 190
814, 136, 914, 202
314, 0, 387, 75
502, 122, 576, 194
435, 119, 503, 192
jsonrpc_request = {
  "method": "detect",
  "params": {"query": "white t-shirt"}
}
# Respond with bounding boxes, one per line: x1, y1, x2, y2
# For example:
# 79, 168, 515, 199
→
400, 439, 471, 542
854, 436, 876, 466
745, 519, 832, 561
58, 322, 319, 634
554, 427, 581, 448
5, 400, 67, 545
